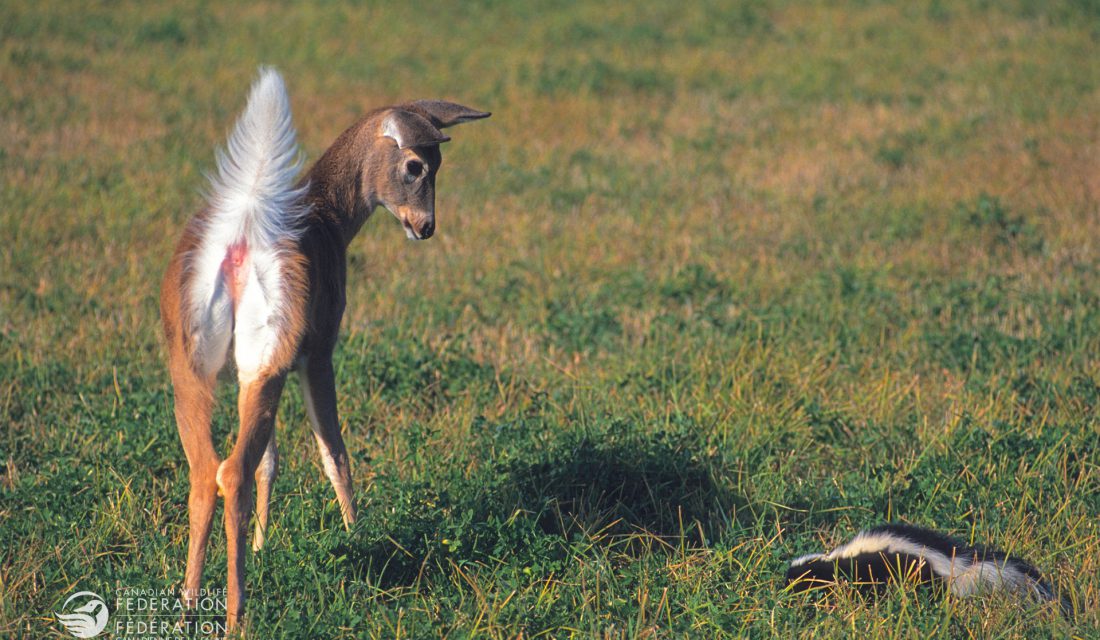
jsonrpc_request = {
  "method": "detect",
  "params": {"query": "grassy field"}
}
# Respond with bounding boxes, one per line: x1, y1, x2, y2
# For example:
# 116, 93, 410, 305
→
2, 0, 1099, 637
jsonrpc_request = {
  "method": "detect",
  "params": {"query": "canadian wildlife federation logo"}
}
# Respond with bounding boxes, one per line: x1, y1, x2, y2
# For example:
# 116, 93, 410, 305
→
55, 591, 109, 638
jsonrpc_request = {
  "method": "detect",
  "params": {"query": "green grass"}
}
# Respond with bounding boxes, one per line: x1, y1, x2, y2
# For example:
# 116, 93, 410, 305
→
2, 0, 1099, 637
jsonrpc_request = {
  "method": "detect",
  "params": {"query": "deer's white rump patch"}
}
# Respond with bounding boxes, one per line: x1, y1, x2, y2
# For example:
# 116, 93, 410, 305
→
186, 68, 307, 379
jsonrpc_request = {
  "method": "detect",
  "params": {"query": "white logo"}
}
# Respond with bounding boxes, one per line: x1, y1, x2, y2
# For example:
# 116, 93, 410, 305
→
56, 591, 109, 638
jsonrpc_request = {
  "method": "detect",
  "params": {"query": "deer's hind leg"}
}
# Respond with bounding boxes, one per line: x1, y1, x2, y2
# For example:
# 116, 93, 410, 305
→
163, 251, 234, 609
167, 342, 223, 608
216, 249, 301, 628
217, 370, 287, 629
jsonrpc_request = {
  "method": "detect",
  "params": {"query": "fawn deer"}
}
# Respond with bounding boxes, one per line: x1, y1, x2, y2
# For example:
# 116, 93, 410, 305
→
160, 67, 488, 629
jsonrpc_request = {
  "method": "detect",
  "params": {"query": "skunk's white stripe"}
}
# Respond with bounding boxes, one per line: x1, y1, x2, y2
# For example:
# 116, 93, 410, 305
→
187, 68, 306, 378
788, 553, 826, 568
821, 530, 957, 581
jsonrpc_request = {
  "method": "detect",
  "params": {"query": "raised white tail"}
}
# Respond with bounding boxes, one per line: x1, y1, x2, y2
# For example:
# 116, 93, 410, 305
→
205, 66, 307, 248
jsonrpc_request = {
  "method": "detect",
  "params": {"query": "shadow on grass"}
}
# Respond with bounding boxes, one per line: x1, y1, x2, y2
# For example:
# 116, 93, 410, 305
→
504, 432, 738, 544
329, 422, 743, 588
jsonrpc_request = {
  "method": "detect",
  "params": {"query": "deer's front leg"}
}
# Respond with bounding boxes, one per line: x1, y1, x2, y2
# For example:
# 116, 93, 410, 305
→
298, 354, 357, 528
252, 431, 278, 551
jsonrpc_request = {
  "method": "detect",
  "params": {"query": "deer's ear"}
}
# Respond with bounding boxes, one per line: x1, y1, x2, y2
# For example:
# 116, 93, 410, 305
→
380, 109, 451, 149
403, 100, 491, 129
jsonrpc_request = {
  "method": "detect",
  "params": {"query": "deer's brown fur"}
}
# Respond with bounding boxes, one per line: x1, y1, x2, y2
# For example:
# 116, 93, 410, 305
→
161, 70, 488, 630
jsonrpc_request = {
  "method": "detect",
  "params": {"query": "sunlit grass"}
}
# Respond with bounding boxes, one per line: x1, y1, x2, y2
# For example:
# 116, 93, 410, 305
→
1, 0, 1098, 637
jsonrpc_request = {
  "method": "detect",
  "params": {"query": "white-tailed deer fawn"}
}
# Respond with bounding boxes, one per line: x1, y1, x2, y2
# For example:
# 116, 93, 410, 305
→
160, 67, 488, 629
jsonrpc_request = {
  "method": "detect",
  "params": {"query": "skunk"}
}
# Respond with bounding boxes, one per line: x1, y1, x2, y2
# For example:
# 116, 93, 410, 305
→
786, 524, 1069, 615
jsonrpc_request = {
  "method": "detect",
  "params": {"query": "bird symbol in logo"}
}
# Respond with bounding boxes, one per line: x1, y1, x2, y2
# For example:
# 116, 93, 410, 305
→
56, 591, 109, 638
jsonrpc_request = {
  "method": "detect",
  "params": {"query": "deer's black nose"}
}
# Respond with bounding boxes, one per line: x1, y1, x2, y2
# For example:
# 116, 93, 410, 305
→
420, 219, 435, 239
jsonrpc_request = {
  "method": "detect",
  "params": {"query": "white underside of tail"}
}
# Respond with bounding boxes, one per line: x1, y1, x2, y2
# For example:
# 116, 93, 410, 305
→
187, 67, 307, 381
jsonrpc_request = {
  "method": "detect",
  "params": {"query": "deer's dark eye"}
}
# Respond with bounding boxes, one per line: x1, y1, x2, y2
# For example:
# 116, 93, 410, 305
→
405, 160, 423, 177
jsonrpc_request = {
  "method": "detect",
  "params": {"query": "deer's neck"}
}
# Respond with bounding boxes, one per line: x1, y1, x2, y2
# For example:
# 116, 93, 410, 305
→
302, 122, 379, 248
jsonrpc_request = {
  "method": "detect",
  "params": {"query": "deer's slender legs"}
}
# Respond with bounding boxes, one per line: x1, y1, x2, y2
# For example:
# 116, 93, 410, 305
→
216, 371, 287, 628
298, 355, 356, 528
